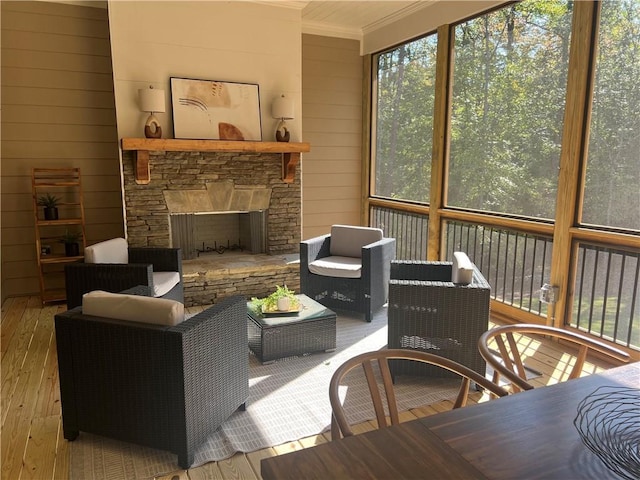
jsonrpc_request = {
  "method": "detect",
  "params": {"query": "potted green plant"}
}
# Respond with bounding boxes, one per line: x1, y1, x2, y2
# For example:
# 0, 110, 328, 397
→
60, 230, 82, 257
37, 193, 60, 220
251, 285, 299, 313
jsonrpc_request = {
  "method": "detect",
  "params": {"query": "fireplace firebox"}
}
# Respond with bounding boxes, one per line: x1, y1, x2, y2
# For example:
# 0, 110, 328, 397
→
170, 210, 268, 260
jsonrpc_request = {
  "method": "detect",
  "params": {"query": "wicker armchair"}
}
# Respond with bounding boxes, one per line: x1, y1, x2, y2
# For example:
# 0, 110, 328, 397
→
64, 242, 183, 308
387, 258, 491, 378
300, 225, 396, 322
54, 289, 249, 469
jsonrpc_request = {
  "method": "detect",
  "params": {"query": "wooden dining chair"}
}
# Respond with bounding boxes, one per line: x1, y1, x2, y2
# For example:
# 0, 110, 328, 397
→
328, 349, 509, 439
478, 324, 631, 394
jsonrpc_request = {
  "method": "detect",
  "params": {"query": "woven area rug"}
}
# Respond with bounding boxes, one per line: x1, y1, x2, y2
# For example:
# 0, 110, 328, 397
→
69, 307, 463, 479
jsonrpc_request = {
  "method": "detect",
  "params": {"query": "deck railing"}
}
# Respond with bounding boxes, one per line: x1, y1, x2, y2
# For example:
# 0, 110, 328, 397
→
443, 221, 553, 317
370, 205, 429, 260
572, 243, 639, 349
371, 204, 639, 350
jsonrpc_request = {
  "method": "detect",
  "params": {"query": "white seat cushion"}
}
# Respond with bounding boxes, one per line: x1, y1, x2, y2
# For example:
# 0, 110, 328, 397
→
85, 238, 128, 264
309, 256, 362, 279
452, 251, 474, 285
82, 290, 184, 326
152, 271, 181, 297
330, 225, 383, 258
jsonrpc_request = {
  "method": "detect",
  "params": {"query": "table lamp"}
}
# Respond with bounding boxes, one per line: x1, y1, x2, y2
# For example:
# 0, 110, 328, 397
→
139, 86, 165, 138
271, 94, 294, 142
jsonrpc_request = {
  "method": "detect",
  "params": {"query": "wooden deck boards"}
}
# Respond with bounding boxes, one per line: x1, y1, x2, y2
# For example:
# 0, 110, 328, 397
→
1, 296, 615, 480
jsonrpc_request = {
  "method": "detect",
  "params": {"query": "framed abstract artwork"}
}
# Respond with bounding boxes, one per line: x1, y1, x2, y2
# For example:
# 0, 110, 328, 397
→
170, 77, 262, 141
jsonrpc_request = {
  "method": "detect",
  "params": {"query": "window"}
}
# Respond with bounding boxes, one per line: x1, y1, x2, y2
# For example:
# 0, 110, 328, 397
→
368, 0, 639, 342
373, 34, 437, 203
582, 0, 640, 232
448, 1, 573, 219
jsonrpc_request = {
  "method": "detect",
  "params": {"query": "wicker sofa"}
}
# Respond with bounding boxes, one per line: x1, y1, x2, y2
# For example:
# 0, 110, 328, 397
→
387, 258, 491, 378
54, 288, 248, 468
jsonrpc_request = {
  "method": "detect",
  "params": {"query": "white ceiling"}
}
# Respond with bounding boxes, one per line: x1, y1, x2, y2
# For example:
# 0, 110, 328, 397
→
303, 1, 433, 39
77, 0, 439, 41
262, 0, 438, 40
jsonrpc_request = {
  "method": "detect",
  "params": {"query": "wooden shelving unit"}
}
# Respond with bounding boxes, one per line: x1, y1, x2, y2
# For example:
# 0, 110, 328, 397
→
31, 168, 86, 304
121, 138, 311, 185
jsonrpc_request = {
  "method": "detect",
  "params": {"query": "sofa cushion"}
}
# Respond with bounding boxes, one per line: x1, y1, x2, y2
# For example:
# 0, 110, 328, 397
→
152, 271, 181, 297
330, 225, 383, 259
452, 251, 474, 285
82, 290, 184, 326
85, 238, 128, 264
309, 256, 362, 279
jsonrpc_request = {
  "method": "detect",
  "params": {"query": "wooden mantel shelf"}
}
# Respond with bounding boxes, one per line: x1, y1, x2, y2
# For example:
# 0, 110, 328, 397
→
121, 138, 310, 184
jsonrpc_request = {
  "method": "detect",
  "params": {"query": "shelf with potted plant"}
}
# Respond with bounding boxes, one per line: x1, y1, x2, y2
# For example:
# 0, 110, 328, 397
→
31, 168, 87, 304
60, 229, 83, 257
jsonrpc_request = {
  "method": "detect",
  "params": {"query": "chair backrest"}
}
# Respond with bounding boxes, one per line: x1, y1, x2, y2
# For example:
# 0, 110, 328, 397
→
330, 225, 383, 258
85, 237, 128, 264
328, 349, 508, 439
478, 324, 630, 393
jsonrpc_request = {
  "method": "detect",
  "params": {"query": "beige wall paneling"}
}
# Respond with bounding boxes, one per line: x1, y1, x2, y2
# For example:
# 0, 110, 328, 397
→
1, 1, 122, 301
302, 34, 363, 239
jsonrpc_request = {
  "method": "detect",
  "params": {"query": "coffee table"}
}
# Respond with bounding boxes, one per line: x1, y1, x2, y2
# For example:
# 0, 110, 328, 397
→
247, 294, 336, 364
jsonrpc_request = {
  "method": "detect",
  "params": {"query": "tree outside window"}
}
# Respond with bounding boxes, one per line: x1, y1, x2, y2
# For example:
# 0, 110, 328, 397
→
582, 0, 640, 232
373, 35, 437, 204
448, 1, 573, 219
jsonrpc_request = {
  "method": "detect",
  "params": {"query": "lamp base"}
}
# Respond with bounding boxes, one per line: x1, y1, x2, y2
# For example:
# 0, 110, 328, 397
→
275, 119, 290, 142
144, 113, 162, 139
275, 127, 290, 143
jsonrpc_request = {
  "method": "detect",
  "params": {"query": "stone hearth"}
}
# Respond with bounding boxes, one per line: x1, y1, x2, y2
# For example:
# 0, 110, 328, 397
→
181, 252, 300, 306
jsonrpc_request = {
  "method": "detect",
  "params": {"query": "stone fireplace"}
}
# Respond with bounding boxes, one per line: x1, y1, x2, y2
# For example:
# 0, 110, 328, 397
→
121, 150, 300, 253
120, 146, 303, 306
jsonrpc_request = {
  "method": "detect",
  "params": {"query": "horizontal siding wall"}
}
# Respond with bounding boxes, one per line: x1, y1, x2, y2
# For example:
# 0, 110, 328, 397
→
1, 1, 123, 301
302, 34, 363, 239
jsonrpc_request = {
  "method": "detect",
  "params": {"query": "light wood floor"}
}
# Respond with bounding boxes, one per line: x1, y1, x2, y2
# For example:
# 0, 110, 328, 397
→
1, 296, 616, 480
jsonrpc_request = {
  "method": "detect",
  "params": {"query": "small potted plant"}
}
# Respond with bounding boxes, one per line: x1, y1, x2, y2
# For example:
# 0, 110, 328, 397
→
37, 193, 60, 220
60, 230, 82, 257
251, 285, 299, 314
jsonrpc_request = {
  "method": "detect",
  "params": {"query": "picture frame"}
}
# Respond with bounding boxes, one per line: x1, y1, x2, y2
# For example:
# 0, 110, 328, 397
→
170, 77, 262, 141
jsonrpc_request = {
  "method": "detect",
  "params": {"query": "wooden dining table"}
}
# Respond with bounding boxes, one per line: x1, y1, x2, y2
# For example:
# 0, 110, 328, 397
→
261, 362, 639, 479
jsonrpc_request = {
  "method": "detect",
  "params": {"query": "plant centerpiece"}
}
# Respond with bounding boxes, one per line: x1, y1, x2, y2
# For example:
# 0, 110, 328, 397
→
60, 230, 82, 257
37, 193, 61, 220
251, 285, 299, 313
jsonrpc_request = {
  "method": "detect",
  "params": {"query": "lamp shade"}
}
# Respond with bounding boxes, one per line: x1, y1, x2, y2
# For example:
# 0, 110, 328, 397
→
271, 94, 294, 120
139, 86, 165, 114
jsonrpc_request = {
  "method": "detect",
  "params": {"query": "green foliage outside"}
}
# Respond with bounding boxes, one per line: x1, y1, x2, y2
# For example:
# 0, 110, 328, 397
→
583, 0, 640, 230
448, 0, 572, 219
374, 0, 639, 231
375, 35, 437, 203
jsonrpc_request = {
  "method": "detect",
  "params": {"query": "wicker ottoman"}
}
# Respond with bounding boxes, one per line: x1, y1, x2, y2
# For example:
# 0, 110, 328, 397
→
247, 294, 337, 364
